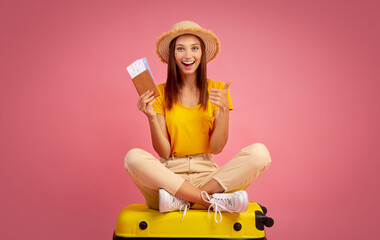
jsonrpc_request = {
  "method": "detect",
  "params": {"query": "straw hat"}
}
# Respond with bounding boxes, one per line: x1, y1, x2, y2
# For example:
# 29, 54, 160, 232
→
155, 21, 220, 63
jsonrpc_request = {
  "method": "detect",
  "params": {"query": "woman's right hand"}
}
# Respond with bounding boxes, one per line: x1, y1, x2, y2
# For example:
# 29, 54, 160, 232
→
137, 90, 156, 119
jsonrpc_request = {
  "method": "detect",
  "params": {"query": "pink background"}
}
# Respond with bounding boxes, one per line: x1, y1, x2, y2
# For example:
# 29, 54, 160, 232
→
1, 0, 379, 239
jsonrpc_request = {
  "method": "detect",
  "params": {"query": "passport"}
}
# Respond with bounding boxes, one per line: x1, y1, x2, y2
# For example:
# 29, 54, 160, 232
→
126, 58, 160, 98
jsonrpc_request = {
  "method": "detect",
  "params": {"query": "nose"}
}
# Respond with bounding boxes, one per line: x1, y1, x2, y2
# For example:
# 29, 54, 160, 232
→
184, 49, 192, 59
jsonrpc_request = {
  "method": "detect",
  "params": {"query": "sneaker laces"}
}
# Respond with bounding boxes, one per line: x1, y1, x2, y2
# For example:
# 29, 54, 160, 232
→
179, 202, 191, 222
201, 191, 233, 223
169, 194, 185, 209
168, 195, 190, 222
213, 193, 235, 210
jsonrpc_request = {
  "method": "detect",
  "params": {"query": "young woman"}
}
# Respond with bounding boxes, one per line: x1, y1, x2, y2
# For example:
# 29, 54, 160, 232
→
125, 21, 271, 222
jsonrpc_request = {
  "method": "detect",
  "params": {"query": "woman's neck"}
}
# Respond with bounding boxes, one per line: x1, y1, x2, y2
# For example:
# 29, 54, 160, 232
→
180, 72, 197, 89
178, 72, 200, 107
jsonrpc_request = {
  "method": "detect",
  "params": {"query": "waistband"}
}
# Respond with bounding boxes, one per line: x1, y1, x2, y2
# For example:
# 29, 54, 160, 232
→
170, 153, 212, 160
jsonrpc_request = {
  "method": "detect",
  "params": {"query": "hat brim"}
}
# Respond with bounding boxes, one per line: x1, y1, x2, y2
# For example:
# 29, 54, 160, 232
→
156, 27, 220, 64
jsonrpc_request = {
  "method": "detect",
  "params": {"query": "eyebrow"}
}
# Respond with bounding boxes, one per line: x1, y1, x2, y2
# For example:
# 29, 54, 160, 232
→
175, 43, 200, 46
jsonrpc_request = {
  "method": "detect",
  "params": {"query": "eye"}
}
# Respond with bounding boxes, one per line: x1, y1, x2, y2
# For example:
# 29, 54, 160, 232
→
176, 47, 184, 51
192, 46, 199, 51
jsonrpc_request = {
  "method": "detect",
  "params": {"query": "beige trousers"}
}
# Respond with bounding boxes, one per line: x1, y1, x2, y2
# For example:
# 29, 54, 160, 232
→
124, 143, 271, 209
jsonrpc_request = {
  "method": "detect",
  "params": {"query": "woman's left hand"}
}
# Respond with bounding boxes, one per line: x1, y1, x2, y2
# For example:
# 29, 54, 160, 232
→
209, 81, 232, 111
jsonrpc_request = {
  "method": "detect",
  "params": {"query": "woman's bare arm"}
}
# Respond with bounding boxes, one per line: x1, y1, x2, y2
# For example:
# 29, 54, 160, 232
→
209, 81, 232, 154
137, 90, 171, 159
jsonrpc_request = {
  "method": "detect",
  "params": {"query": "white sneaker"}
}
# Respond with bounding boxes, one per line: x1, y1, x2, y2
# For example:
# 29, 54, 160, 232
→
201, 190, 249, 223
212, 190, 249, 213
159, 189, 189, 213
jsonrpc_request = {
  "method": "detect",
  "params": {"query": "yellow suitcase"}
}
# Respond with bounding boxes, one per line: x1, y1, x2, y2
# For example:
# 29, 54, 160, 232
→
113, 202, 274, 239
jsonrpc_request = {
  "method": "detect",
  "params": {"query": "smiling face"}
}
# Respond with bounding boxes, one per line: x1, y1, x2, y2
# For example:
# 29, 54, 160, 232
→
174, 34, 202, 77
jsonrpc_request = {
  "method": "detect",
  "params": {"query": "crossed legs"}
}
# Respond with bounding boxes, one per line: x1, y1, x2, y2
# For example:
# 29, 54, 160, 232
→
124, 143, 271, 209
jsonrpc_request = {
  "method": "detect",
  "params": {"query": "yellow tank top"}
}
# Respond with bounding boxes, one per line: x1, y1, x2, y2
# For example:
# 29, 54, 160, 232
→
153, 79, 233, 156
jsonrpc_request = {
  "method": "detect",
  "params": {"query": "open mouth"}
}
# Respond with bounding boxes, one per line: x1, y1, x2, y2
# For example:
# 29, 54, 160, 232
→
182, 61, 195, 68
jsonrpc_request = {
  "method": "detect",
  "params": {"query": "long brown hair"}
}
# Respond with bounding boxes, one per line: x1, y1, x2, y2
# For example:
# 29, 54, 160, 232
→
165, 35, 208, 110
